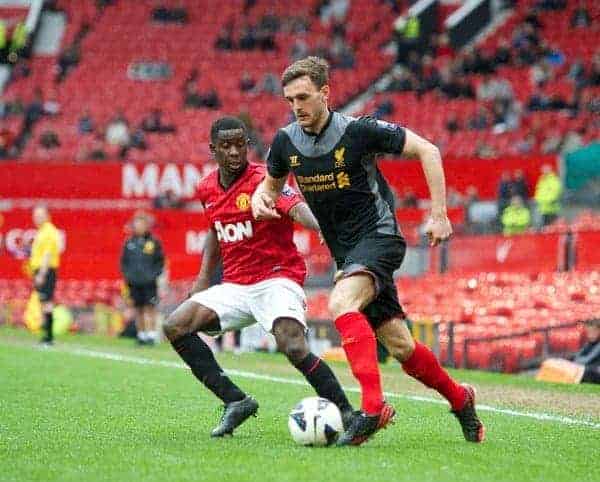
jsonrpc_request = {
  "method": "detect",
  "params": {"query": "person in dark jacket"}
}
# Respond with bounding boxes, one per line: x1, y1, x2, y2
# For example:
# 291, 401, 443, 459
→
120, 212, 164, 345
574, 319, 600, 384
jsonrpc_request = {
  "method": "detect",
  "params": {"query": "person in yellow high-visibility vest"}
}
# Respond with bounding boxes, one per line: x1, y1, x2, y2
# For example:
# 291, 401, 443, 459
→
30, 205, 61, 345
534, 164, 562, 226
0, 21, 7, 61
501, 196, 531, 236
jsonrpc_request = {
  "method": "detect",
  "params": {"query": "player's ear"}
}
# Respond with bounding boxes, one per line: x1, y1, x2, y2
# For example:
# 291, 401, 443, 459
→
209, 142, 216, 155
320, 84, 330, 103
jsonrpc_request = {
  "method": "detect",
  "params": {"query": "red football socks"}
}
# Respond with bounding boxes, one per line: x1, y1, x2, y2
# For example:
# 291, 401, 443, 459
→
402, 341, 467, 411
334, 312, 384, 415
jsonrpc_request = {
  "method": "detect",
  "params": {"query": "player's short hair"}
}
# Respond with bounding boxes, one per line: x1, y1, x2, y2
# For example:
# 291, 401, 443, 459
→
210, 116, 247, 143
281, 56, 330, 89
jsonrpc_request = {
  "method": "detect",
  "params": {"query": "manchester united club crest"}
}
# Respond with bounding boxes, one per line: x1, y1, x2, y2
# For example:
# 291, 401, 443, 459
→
236, 193, 251, 211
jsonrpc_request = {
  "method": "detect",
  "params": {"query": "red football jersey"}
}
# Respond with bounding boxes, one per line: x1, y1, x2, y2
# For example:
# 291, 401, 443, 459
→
198, 163, 307, 286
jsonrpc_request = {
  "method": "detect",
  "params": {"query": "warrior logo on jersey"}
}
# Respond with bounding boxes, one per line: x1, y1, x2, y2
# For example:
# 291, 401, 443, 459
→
215, 220, 253, 243
334, 147, 346, 169
289, 155, 301, 168
236, 193, 251, 212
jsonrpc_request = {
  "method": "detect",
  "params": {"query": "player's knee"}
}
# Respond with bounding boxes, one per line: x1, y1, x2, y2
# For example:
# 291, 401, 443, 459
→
328, 291, 362, 318
273, 318, 309, 363
162, 313, 185, 341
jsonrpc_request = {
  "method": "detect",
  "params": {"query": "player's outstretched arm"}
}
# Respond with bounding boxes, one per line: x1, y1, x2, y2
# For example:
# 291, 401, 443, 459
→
188, 228, 220, 297
251, 174, 286, 221
402, 128, 453, 246
289, 202, 321, 232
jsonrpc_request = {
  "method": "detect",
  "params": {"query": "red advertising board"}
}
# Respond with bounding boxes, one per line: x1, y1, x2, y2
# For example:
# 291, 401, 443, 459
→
575, 231, 600, 270
0, 209, 210, 280
0, 156, 556, 201
445, 233, 563, 274
0, 208, 330, 281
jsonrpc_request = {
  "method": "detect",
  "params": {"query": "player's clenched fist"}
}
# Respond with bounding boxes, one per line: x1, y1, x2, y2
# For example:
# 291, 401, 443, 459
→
424, 214, 453, 247
251, 191, 281, 220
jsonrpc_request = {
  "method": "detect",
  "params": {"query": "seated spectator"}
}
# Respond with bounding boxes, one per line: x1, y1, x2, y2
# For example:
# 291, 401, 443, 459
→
258, 72, 280, 95
214, 26, 234, 50
290, 37, 309, 62
105, 113, 131, 157
399, 188, 418, 208
515, 133, 537, 154
530, 60, 552, 87
55, 43, 80, 83
152, 5, 188, 23
573, 319, 600, 384
184, 83, 203, 108
415, 55, 441, 95
468, 106, 490, 130
493, 39, 512, 67
153, 188, 186, 209
474, 140, 496, 158
567, 58, 587, 89
141, 109, 176, 133
320, 0, 349, 25
571, 2, 591, 28
477, 74, 514, 103
491, 98, 520, 133
535, 0, 566, 11
78, 109, 95, 134
447, 187, 464, 208
256, 27, 276, 51
560, 129, 584, 156
43, 94, 61, 116
544, 44, 565, 67
374, 96, 394, 119
387, 68, 415, 92
130, 128, 147, 150
39, 129, 60, 149
77, 135, 107, 161
199, 88, 221, 110
501, 196, 531, 236
239, 25, 257, 50
528, 89, 550, 111
239, 71, 256, 92
541, 130, 563, 154
445, 113, 461, 134
534, 164, 562, 226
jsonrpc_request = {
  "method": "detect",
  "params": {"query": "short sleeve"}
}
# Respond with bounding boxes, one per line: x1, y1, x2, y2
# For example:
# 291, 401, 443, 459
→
354, 115, 406, 155
275, 183, 302, 215
266, 130, 290, 179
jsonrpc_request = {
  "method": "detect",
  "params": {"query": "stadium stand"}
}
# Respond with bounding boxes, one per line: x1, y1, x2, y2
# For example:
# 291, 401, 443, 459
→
363, 0, 599, 157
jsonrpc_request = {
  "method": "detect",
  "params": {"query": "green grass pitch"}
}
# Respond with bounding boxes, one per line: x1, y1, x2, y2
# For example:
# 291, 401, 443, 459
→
1, 326, 599, 482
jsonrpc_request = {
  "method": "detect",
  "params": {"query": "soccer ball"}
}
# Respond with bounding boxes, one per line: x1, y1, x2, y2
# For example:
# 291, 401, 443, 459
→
288, 397, 344, 446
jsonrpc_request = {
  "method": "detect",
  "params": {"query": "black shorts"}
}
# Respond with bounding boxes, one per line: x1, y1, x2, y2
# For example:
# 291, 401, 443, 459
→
128, 282, 158, 307
336, 233, 406, 329
35, 269, 57, 302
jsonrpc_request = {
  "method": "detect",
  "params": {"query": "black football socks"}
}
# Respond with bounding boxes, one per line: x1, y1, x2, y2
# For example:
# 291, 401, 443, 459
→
294, 353, 353, 413
42, 312, 54, 342
171, 334, 246, 403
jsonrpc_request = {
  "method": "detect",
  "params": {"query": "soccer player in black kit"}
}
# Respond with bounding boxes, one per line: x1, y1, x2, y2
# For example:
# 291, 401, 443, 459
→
252, 57, 485, 446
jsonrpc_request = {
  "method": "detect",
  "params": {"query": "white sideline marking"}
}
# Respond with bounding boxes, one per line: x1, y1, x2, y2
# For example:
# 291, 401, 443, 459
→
12, 343, 600, 430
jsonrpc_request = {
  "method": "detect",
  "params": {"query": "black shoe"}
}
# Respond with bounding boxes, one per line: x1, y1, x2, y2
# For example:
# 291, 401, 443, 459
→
211, 396, 259, 437
452, 384, 485, 443
336, 403, 395, 446
341, 409, 360, 431
39, 339, 54, 347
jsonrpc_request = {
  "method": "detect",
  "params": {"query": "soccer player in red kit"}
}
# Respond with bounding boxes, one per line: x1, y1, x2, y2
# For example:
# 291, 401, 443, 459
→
163, 117, 354, 438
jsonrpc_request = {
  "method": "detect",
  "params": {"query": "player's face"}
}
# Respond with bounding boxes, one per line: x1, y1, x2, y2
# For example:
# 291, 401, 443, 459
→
211, 129, 248, 176
133, 217, 149, 236
283, 76, 329, 130
32, 207, 47, 227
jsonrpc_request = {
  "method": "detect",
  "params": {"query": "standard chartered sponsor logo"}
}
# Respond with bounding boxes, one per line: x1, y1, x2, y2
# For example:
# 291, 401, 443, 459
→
214, 220, 254, 243
296, 173, 335, 183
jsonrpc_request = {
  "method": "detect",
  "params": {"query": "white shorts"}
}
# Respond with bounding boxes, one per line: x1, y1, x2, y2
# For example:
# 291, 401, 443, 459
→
189, 277, 307, 335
